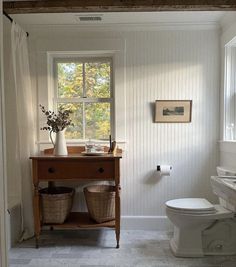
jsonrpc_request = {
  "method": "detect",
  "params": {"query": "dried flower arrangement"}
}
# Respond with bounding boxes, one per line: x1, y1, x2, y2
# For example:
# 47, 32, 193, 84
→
40, 104, 73, 145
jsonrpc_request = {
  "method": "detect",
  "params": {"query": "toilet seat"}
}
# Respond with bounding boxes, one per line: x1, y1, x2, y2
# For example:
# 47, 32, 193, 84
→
166, 198, 216, 214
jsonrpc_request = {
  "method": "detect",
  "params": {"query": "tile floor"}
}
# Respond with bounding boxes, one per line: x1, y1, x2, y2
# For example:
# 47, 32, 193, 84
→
9, 229, 236, 267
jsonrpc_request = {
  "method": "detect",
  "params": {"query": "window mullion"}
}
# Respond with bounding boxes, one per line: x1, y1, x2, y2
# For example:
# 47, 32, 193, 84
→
82, 63, 86, 98
82, 63, 86, 140
82, 63, 86, 139
83, 102, 86, 140
55, 98, 112, 103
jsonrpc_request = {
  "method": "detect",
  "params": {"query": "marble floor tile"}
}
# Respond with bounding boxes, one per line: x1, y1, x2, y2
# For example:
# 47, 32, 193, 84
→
8, 230, 236, 267
9, 258, 31, 265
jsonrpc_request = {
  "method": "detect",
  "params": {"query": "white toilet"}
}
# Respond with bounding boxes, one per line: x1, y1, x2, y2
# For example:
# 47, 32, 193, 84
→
165, 167, 236, 257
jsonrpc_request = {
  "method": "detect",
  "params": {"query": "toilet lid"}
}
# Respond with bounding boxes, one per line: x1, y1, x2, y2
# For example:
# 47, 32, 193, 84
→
165, 198, 215, 212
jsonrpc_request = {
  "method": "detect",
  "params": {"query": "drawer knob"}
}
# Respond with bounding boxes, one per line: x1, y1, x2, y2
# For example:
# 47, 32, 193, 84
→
98, 167, 104, 173
48, 167, 55, 173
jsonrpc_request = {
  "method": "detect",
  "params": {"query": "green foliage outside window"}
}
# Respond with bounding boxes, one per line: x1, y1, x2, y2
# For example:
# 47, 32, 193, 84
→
58, 63, 83, 98
57, 60, 112, 140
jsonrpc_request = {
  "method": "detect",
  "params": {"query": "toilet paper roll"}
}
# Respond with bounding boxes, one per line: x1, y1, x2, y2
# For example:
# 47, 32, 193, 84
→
157, 165, 171, 176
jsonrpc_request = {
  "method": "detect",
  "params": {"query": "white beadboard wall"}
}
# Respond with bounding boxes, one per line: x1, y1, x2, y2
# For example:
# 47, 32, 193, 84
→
123, 30, 220, 220
28, 26, 220, 229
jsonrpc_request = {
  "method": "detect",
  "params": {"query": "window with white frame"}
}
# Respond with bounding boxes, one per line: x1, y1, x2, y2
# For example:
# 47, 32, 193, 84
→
224, 42, 236, 140
53, 57, 113, 140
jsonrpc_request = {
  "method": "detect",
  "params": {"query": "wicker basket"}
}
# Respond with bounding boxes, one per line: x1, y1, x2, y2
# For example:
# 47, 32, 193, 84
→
84, 185, 115, 223
40, 187, 74, 224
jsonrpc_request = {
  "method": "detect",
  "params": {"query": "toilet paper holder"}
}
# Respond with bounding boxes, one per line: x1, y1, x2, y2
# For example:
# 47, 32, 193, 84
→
157, 165, 172, 171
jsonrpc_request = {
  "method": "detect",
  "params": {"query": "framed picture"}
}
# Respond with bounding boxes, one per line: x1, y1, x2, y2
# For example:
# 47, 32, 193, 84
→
155, 100, 192, 123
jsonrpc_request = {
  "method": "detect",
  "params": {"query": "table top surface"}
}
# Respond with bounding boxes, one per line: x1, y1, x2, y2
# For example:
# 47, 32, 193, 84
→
30, 153, 122, 160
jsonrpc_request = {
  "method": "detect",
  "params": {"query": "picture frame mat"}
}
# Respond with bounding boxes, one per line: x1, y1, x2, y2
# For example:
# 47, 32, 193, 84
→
155, 100, 192, 123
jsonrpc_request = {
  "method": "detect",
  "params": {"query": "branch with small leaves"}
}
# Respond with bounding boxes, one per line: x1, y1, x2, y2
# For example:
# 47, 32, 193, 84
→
40, 105, 74, 146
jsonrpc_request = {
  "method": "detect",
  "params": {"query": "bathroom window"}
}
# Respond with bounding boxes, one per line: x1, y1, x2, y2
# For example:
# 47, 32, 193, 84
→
53, 57, 113, 141
224, 41, 236, 140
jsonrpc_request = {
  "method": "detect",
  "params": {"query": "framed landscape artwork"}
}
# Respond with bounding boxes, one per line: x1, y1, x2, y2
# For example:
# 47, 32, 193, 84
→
155, 100, 192, 123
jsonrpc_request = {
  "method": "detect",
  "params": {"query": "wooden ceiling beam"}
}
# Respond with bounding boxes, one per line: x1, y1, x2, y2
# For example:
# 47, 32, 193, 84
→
3, 0, 236, 14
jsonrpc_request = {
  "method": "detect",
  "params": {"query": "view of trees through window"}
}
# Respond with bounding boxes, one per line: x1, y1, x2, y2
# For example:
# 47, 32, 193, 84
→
56, 59, 112, 140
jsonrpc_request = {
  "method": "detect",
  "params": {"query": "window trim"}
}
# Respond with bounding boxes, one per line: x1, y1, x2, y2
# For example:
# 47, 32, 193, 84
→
52, 55, 114, 141
36, 38, 126, 146
223, 37, 236, 141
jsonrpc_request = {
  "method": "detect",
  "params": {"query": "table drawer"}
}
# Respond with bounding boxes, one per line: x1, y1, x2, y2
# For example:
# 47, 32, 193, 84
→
37, 160, 114, 180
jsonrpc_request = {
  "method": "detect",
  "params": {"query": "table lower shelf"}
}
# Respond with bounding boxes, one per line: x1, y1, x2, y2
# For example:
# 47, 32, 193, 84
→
43, 212, 115, 229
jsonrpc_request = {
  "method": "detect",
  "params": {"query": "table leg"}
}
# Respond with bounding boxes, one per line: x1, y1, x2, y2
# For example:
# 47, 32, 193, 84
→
35, 236, 39, 249
115, 229, 120, 249
115, 184, 121, 248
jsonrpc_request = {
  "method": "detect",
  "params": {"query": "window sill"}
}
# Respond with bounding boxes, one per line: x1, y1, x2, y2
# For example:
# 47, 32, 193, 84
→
36, 140, 127, 145
219, 140, 236, 153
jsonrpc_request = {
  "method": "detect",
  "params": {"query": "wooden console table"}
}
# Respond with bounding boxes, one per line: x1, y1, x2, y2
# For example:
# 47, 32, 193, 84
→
30, 147, 122, 248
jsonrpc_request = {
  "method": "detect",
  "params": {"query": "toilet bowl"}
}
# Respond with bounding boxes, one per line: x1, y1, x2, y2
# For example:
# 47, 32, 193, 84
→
165, 167, 236, 257
166, 199, 233, 257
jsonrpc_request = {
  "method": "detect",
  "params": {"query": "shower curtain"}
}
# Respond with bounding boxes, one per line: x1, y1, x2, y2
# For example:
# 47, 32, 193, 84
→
11, 22, 36, 239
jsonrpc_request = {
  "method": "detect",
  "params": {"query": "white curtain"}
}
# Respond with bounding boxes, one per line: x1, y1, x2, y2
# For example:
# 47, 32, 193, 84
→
11, 22, 36, 239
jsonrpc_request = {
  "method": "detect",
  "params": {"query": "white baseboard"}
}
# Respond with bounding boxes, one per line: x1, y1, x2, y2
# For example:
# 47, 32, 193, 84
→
121, 215, 173, 231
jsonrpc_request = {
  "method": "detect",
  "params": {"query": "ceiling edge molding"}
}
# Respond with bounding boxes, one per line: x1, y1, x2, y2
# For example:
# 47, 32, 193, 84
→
20, 22, 220, 33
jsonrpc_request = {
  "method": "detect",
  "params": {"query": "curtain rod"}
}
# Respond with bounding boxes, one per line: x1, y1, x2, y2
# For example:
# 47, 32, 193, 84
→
3, 11, 29, 37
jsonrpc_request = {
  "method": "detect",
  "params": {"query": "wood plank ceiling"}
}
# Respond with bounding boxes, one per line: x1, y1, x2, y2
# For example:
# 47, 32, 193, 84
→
3, 0, 236, 14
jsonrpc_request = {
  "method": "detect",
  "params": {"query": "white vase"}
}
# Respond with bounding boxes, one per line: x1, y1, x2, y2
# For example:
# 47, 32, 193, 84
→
54, 129, 68, 156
